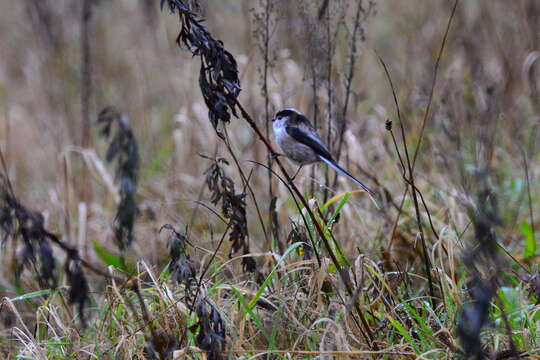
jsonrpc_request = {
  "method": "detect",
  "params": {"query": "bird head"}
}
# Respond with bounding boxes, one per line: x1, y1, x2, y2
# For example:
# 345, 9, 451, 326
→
272, 108, 304, 130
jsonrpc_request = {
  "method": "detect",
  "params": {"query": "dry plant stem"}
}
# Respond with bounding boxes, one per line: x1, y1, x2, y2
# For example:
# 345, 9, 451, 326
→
133, 285, 162, 357
379, 0, 458, 305
2, 146, 122, 282
0, 147, 14, 196
387, 125, 407, 179
178, 209, 234, 349
385, 123, 410, 250
185, 169, 255, 326
190, 221, 231, 310
333, 0, 367, 168
236, 101, 378, 350
386, 127, 440, 244
188, 145, 219, 240
44, 230, 122, 283
314, 206, 360, 309
81, 0, 92, 148
62, 157, 72, 245
194, 200, 228, 226
80, 0, 92, 148
309, 15, 319, 197
323, 3, 332, 204
187, 174, 210, 238
80, 1, 92, 138
382, 0, 459, 233
2, 98, 9, 178
495, 242, 531, 274
411, 0, 459, 170
378, 55, 435, 305
258, 0, 282, 253
80, 0, 93, 205
354, 163, 404, 219
222, 127, 270, 247
248, 159, 322, 266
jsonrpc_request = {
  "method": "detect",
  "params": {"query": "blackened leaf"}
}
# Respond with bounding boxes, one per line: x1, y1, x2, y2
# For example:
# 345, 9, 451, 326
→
161, 224, 197, 287
161, 0, 241, 134
195, 296, 225, 360
65, 258, 89, 327
38, 240, 57, 289
96, 106, 140, 251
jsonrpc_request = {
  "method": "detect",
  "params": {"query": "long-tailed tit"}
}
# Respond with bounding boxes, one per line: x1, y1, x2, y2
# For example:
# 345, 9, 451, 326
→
272, 108, 377, 200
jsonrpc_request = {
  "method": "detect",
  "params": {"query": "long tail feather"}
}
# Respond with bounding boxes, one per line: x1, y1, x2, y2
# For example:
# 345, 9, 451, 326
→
318, 156, 380, 209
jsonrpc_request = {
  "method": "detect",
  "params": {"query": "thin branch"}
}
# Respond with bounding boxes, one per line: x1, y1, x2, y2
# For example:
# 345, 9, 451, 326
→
377, 0, 459, 305
411, 0, 459, 170
236, 101, 377, 349
377, 54, 436, 304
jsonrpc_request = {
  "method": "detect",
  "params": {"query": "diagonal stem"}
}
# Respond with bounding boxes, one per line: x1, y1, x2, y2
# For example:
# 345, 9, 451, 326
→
236, 100, 378, 349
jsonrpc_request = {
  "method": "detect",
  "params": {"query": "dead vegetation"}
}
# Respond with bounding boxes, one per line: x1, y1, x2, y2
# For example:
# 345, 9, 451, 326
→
0, 0, 539, 359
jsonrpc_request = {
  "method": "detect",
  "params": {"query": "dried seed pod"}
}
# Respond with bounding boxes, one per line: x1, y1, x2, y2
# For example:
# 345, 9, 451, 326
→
195, 296, 226, 360
97, 106, 140, 251
161, 0, 241, 137
160, 224, 197, 288
203, 156, 253, 269
1, 180, 89, 327
65, 258, 89, 327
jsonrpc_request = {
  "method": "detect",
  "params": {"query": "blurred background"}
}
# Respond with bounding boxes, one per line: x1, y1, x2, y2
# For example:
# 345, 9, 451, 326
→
0, 0, 538, 287
1, 0, 539, 357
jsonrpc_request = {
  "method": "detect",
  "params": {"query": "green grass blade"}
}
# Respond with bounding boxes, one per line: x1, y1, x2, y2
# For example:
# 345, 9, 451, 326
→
388, 314, 420, 354
324, 192, 350, 234
521, 221, 537, 259
92, 241, 136, 274
10, 289, 55, 302
228, 286, 272, 346
246, 242, 303, 313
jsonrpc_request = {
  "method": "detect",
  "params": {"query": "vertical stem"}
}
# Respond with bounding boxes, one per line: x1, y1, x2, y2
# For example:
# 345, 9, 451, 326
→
236, 102, 378, 349
263, 0, 270, 150
334, 0, 364, 165
80, 0, 92, 204
309, 66, 319, 196
81, 0, 92, 149
379, 0, 459, 305
261, 0, 282, 253
332, 0, 368, 191
323, 2, 332, 204
378, 56, 436, 305
63, 155, 72, 244
2, 96, 10, 183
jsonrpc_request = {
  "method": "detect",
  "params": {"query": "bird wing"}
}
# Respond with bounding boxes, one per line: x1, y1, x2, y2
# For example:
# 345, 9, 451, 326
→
285, 125, 334, 161
286, 124, 379, 208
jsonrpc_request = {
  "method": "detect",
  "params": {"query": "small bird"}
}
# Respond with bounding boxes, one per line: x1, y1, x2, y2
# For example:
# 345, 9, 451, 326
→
272, 108, 377, 201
